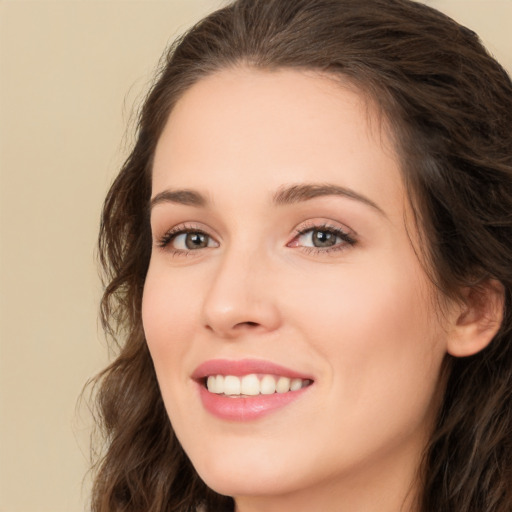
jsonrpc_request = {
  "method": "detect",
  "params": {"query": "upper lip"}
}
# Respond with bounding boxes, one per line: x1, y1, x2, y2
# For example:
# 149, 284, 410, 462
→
192, 358, 314, 381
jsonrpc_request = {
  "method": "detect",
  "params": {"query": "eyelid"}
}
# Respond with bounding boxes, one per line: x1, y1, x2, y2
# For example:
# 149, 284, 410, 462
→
293, 219, 356, 238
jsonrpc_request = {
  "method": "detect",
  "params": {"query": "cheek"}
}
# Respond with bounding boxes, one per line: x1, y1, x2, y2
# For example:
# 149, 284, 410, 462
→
141, 264, 197, 374
286, 256, 446, 415
285, 255, 436, 349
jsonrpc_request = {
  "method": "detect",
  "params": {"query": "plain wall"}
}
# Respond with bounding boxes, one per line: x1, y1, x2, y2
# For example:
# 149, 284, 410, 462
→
0, 1, 510, 511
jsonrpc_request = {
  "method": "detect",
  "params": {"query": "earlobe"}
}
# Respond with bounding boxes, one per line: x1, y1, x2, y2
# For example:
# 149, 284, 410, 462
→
447, 279, 505, 357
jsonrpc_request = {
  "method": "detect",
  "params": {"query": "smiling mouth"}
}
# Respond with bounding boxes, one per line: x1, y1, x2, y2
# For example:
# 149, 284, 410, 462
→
205, 374, 313, 397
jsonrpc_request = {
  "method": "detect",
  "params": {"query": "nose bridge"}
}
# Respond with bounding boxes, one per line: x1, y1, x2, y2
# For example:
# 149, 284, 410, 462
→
202, 240, 280, 337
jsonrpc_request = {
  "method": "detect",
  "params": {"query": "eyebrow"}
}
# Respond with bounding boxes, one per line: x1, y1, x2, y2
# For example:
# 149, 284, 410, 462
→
150, 182, 385, 216
273, 183, 385, 215
150, 189, 206, 209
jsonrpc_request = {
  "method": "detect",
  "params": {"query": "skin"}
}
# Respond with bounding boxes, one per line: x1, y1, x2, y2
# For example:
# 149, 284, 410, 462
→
142, 68, 459, 512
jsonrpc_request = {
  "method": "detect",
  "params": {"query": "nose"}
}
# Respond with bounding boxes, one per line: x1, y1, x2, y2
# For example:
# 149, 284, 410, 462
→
201, 247, 281, 339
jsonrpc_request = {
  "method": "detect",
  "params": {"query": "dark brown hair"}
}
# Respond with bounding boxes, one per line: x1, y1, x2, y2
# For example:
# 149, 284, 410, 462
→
91, 1, 512, 510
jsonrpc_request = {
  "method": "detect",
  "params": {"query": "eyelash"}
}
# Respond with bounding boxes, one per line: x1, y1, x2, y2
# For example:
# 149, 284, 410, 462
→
155, 222, 357, 256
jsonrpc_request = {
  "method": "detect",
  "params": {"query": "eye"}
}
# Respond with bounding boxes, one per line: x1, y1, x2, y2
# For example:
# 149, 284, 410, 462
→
288, 223, 356, 253
299, 229, 340, 248
157, 225, 219, 254
173, 231, 216, 250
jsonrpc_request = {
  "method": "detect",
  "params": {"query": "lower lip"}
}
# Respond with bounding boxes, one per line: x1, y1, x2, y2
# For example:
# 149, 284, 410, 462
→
197, 383, 310, 421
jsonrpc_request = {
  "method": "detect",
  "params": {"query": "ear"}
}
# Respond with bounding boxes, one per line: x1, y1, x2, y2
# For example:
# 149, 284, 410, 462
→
447, 279, 505, 357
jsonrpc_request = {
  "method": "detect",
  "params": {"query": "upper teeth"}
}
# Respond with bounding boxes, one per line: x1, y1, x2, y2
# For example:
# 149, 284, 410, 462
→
206, 374, 310, 396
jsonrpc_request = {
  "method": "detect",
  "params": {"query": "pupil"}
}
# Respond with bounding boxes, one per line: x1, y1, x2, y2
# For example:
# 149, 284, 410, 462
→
313, 230, 336, 247
186, 233, 207, 249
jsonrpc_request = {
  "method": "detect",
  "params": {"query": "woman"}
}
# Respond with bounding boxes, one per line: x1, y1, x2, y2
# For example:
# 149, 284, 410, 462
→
91, 0, 512, 511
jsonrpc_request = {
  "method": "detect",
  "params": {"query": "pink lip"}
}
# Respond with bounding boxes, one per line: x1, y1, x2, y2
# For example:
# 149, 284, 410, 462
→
192, 359, 314, 422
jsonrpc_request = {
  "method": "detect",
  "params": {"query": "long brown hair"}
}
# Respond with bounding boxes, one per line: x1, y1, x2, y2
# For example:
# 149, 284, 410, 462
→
91, 1, 512, 510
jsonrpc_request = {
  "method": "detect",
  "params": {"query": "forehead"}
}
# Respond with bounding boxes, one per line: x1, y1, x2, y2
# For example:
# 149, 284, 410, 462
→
152, 67, 404, 219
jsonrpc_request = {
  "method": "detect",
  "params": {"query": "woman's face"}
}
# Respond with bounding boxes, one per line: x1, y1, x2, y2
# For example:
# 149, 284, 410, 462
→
143, 68, 451, 509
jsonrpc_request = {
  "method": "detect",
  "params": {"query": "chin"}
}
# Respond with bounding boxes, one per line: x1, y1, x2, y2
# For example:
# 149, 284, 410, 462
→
201, 473, 295, 501
191, 450, 304, 499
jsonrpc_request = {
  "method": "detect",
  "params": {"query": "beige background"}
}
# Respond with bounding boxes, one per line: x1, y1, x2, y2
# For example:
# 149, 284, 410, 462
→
0, 1, 510, 511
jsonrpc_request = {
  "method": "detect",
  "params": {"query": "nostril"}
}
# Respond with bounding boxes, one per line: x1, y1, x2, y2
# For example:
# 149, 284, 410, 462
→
232, 321, 260, 329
